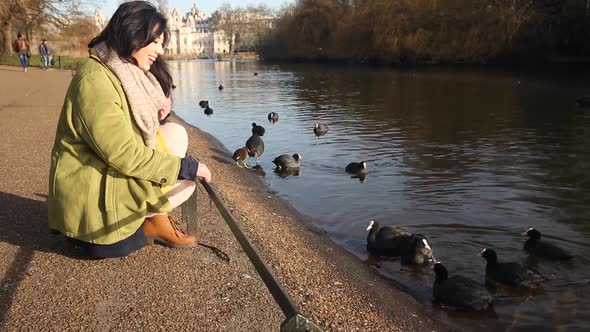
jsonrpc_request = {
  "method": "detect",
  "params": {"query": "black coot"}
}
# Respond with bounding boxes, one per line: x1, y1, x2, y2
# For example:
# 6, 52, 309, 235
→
523, 228, 573, 260
199, 100, 209, 108
204, 107, 213, 115
268, 112, 279, 122
251, 123, 265, 136
480, 248, 545, 288
313, 123, 329, 136
218, 84, 224, 90
366, 220, 433, 265
245, 135, 264, 165
272, 153, 301, 170
346, 161, 368, 174
433, 262, 493, 311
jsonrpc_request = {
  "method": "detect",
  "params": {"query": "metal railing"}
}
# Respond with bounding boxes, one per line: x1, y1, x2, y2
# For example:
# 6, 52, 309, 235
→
182, 180, 322, 332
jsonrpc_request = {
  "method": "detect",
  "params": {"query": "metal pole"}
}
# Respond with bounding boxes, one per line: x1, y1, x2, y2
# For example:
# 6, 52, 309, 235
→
199, 180, 299, 317
198, 180, 322, 331
183, 184, 198, 234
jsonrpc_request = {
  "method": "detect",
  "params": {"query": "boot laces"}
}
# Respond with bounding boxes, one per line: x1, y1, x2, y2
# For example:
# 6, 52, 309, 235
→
168, 215, 188, 236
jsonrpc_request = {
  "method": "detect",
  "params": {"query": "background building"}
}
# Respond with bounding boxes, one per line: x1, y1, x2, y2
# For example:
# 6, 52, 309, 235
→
94, 4, 230, 58
165, 5, 230, 57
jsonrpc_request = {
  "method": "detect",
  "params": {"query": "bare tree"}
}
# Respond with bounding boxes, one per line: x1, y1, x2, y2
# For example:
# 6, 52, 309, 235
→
212, 3, 237, 53
244, 4, 274, 51
153, 0, 169, 12
491, 0, 533, 46
1, 0, 26, 54
56, 16, 99, 55
212, 3, 275, 53
1, 0, 89, 54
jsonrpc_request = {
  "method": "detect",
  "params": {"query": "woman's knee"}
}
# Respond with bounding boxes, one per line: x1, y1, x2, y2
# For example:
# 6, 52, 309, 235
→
166, 180, 196, 209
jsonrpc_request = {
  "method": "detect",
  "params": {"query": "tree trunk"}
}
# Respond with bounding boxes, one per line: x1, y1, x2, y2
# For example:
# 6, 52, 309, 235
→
1, 21, 12, 55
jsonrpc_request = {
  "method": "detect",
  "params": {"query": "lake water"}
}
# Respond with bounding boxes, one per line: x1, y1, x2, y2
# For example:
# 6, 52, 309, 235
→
169, 59, 590, 331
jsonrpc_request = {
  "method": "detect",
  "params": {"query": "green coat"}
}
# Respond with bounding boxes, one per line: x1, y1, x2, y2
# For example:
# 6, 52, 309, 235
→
48, 55, 181, 245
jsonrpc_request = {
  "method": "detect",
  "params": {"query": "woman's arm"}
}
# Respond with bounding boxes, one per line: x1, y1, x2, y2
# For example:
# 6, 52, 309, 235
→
178, 155, 212, 183
72, 68, 180, 185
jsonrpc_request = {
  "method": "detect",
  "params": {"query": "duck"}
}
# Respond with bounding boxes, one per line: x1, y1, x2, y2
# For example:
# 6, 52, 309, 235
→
272, 153, 301, 170
433, 262, 493, 311
254, 72, 258, 76
366, 220, 433, 265
199, 100, 209, 108
218, 84, 224, 90
313, 123, 329, 136
480, 248, 545, 288
204, 107, 213, 115
232, 147, 250, 168
346, 161, 368, 174
268, 112, 279, 122
245, 134, 264, 165
251, 123, 266, 136
522, 228, 573, 260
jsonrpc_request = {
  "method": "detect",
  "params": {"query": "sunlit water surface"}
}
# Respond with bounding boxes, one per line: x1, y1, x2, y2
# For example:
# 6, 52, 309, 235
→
169, 60, 590, 331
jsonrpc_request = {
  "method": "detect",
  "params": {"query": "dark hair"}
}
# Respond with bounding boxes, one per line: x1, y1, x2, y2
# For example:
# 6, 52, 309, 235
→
17, 33, 23, 38
150, 58, 175, 97
88, 1, 170, 65
42, 39, 47, 42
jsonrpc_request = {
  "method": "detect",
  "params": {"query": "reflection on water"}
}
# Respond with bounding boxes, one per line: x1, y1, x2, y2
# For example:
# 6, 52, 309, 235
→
274, 168, 300, 178
170, 59, 590, 331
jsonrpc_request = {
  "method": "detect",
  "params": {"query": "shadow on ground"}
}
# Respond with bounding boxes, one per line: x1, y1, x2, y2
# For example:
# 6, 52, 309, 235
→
0, 191, 82, 328
0, 191, 81, 257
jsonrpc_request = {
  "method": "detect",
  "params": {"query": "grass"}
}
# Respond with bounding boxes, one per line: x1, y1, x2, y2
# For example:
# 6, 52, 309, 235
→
0, 54, 87, 70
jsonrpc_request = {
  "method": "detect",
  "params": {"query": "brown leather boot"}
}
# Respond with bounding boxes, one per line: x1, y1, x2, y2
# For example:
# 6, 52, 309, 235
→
142, 214, 197, 248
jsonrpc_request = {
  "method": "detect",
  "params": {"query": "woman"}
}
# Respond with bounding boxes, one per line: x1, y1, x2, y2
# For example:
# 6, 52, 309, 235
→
48, 1, 211, 259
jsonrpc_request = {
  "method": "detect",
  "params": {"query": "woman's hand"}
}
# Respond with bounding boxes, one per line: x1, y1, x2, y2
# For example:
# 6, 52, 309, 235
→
196, 163, 212, 183
159, 96, 172, 121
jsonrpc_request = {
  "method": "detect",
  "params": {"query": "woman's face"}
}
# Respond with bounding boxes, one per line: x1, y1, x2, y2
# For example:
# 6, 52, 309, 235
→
132, 33, 165, 72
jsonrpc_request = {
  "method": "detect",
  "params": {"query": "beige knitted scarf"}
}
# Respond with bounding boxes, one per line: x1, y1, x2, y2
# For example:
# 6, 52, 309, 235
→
93, 42, 167, 148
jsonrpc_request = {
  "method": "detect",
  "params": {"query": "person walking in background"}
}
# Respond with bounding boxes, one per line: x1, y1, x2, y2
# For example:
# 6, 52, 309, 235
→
39, 39, 51, 70
13, 33, 30, 72
48, 1, 212, 259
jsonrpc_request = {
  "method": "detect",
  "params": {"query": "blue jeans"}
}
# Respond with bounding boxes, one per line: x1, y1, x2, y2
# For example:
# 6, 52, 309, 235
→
18, 52, 29, 69
41, 55, 51, 69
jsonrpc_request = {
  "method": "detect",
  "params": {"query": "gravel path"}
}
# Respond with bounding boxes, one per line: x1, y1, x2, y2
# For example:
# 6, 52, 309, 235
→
0, 65, 444, 331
